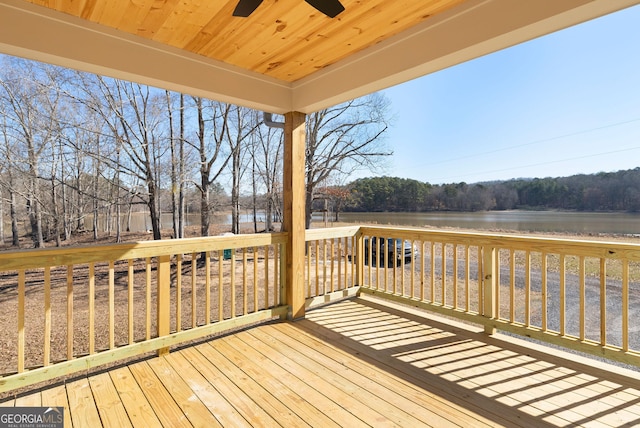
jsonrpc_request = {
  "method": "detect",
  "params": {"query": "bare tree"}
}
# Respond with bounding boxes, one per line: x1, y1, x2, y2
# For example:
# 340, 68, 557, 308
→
165, 91, 189, 238
189, 97, 232, 237
305, 93, 392, 227
96, 78, 167, 240
253, 118, 284, 232
0, 58, 69, 247
0, 101, 20, 246
228, 106, 260, 234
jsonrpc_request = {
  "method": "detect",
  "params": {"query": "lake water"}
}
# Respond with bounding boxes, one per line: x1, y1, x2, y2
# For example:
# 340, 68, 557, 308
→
123, 210, 640, 235
332, 211, 640, 235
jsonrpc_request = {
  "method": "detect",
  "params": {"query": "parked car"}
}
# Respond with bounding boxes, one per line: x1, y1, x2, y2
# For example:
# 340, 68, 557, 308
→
363, 237, 417, 267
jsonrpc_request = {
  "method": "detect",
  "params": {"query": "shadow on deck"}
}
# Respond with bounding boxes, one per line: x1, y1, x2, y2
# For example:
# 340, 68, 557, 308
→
2, 296, 640, 427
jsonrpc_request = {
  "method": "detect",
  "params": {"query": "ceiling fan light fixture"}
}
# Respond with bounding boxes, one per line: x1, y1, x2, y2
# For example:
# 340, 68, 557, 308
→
233, 0, 264, 17
233, 0, 345, 18
304, 0, 345, 18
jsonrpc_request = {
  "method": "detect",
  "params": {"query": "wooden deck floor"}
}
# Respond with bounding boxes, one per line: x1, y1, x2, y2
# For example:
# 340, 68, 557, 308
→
3, 296, 640, 427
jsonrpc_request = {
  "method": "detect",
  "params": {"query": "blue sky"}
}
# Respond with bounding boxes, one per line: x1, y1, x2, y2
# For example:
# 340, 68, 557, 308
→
378, 4, 640, 185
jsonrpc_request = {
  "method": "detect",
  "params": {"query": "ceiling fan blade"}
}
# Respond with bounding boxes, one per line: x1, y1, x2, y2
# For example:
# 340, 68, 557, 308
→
233, 0, 264, 17
304, 0, 345, 18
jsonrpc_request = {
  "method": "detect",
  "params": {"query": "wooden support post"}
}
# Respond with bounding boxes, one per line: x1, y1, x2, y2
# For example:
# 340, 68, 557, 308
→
283, 111, 306, 320
482, 246, 497, 335
157, 255, 171, 356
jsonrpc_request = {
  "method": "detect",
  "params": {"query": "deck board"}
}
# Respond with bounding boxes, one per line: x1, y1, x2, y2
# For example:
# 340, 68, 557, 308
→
161, 351, 244, 427
109, 366, 162, 427
2, 296, 640, 427
40, 385, 73, 428
89, 372, 133, 428
66, 378, 103, 428
128, 361, 192, 427
222, 333, 368, 427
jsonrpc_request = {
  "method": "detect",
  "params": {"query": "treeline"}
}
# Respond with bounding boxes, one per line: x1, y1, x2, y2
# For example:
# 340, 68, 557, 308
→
347, 169, 640, 212
0, 56, 390, 248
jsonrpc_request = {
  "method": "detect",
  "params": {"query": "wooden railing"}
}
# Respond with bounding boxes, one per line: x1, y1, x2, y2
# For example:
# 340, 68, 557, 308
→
304, 226, 360, 307
0, 233, 287, 393
3, 224, 640, 394
358, 225, 640, 367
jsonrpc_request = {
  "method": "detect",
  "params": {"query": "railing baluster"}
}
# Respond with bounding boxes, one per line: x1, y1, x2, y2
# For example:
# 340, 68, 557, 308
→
622, 259, 629, 352
477, 246, 483, 314
88, 263, 95, 353
355, 234, 364, 289
253, 247, 259, 312
128, 260, 134, 344
191, 253, 197, 328
145, 257, 151, 340
344, 237, 349, 288
367, 237, 372, 290
315, 240, 320, 297
243, 248, 248, 315
482, 246, 496, 334
373, 238, 379, 291
306, 242, 311, 298
525, 251, 530, 328
321, 239, 327, 294
109, 261, 115, 349
67, 265, 74, 360
579, 256, 586, 342
44, 266, 51, 366
411, 240, 416, 300
465, 246, 470, 313
157, 255, 170, 356
265, 245, 270, 308
600, 258, 607, 346
559, 254, 566, 337
510, 250, 515, 323
453, 244, 458, 309
541, 253, 547, 332
206, 252, 211, 324
337, 238, 342, 291
330, 239, 335, 293
231, 250, 236, 319
441, 243, 446, 306
18, 269, 25, 373
393, 242, 398, 295
495, 249, 501, 320
218, 250, 224, 320
176, 254, 182, 333
384, 238, 389, 293
278, 243, 284, 306
399, 242, 404, 296
420, 241, 425, 302
430, 242, 436, 303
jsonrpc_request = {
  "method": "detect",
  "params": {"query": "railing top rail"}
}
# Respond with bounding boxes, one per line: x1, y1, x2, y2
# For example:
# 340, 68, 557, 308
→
360, 225, 640, 260
5, 224, 640, 272
305, 225, 361, 241
0, 232, 288, 271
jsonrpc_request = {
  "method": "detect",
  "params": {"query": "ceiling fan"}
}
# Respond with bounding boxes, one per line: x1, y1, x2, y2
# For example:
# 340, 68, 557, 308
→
233, 0, 345, 18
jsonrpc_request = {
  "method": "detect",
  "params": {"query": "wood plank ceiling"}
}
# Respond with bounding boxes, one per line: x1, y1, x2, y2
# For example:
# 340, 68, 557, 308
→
2, 0, 639, 113
24, 0, 466, 83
